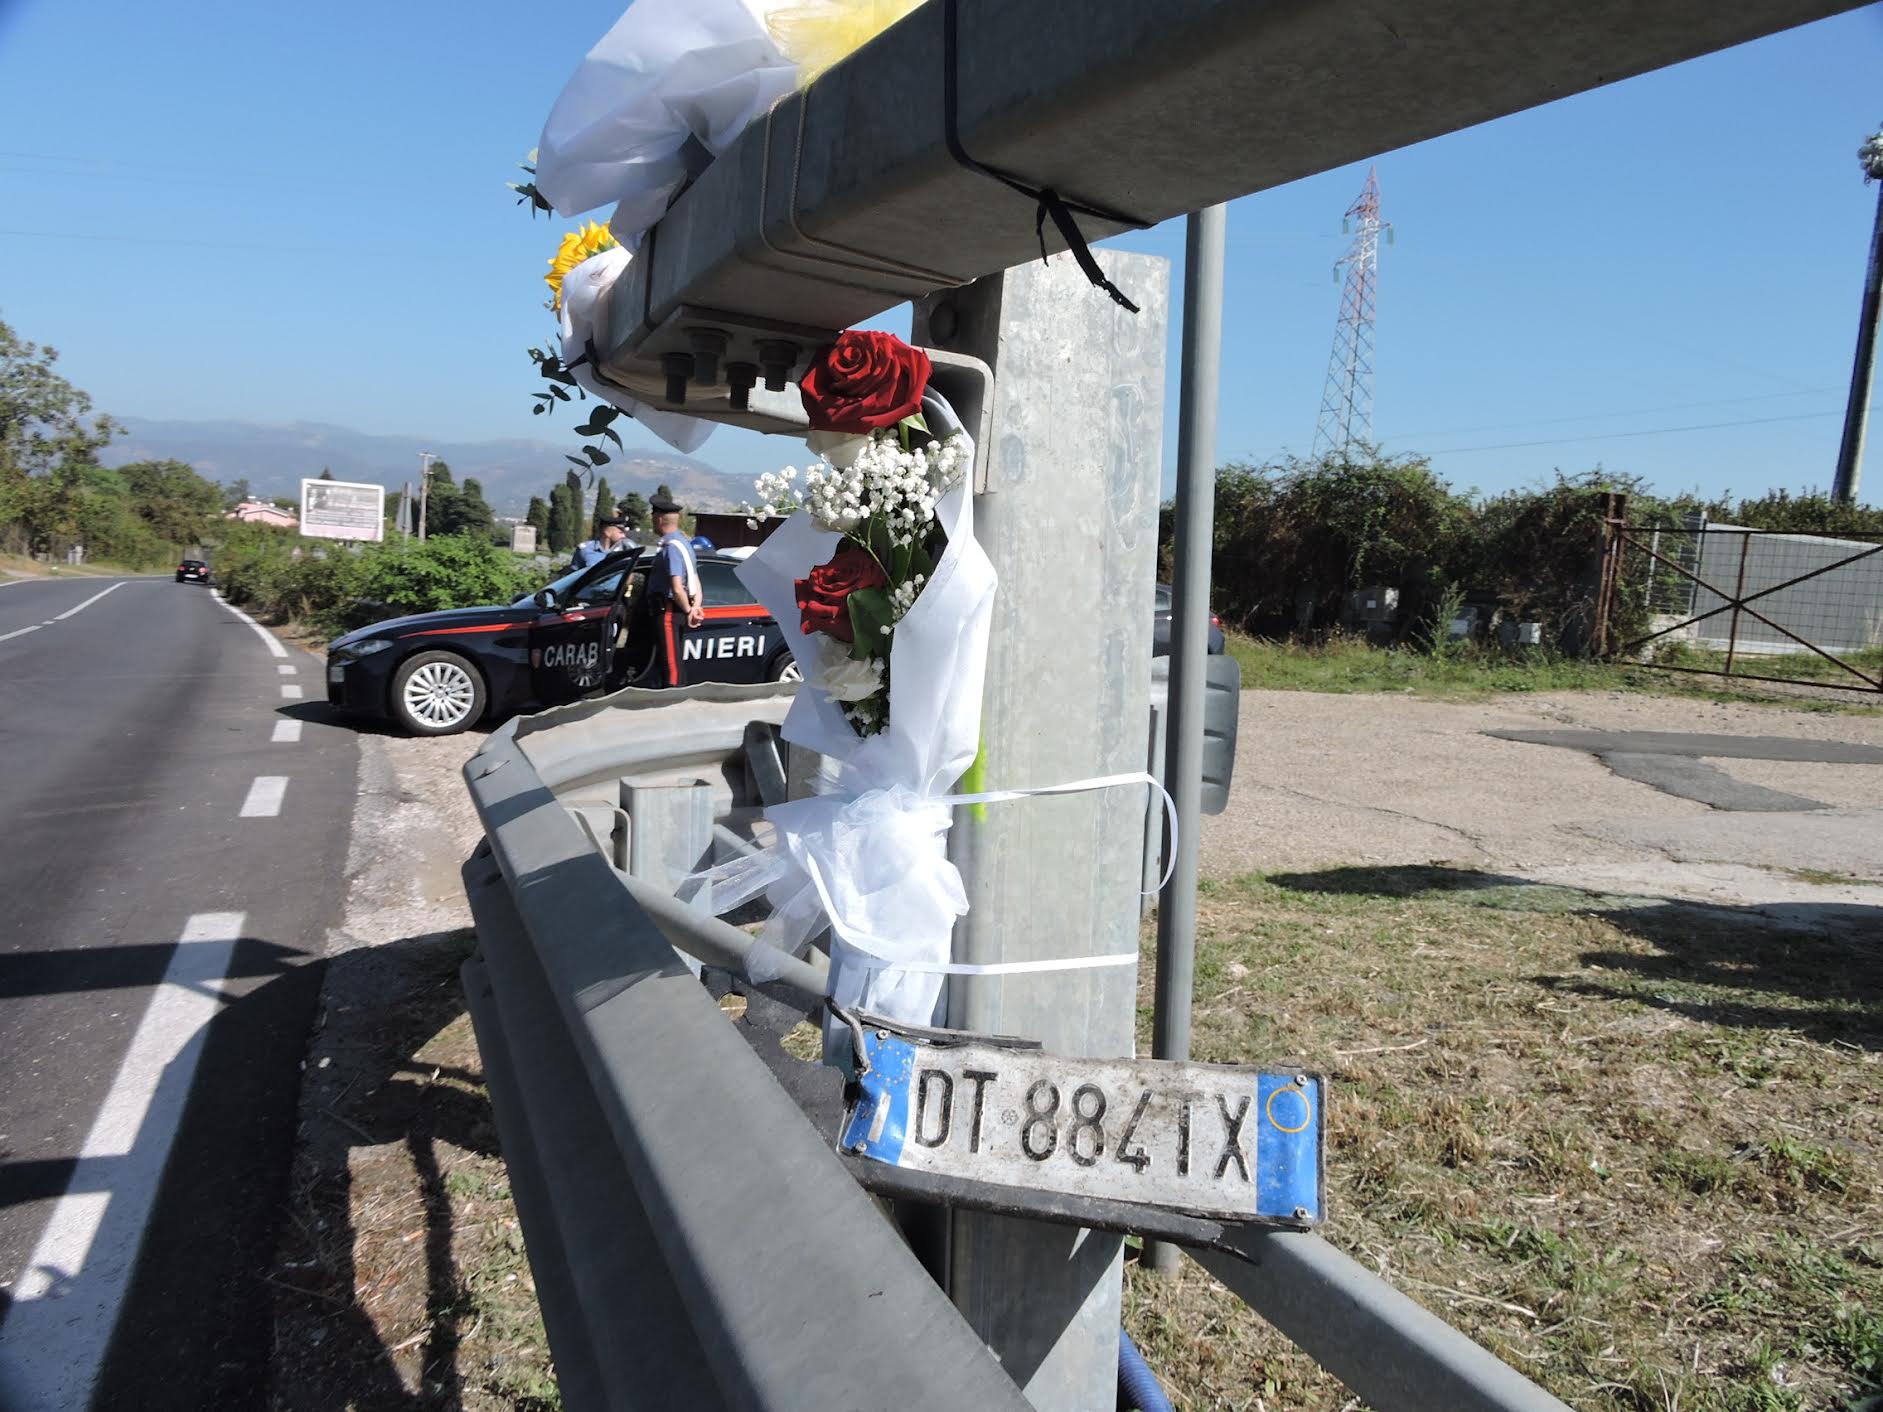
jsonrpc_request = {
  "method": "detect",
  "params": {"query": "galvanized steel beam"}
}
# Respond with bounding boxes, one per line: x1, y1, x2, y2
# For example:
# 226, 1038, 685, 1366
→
597, 0, 1861, 406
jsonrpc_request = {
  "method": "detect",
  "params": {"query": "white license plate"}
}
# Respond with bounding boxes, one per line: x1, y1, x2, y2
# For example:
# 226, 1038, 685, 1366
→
838, 1029, 1323, 1226
327, 663, 346, 684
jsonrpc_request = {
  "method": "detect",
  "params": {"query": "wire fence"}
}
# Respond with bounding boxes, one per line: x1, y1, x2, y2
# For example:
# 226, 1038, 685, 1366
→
1610, 522, 1883, 694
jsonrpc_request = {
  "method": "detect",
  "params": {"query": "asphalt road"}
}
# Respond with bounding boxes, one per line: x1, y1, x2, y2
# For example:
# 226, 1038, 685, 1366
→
0, 575, 359, 1409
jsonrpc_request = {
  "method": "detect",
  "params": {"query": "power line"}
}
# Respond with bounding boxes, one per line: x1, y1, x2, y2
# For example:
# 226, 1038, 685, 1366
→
1422, 409, 1839, 456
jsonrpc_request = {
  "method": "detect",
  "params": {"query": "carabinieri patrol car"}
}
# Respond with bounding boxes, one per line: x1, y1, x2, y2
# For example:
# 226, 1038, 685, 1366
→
325, 548, 795, 735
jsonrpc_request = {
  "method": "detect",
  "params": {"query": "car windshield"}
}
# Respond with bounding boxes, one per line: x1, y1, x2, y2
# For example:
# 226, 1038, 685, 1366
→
514, 549, 640, 607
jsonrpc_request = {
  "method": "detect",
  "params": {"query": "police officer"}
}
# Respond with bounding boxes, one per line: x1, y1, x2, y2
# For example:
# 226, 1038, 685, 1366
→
648, 493, 702, 685
568, 515, 630, 572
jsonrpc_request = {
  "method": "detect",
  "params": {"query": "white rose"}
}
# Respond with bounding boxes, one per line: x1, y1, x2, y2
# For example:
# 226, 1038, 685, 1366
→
807, 637, 885, 703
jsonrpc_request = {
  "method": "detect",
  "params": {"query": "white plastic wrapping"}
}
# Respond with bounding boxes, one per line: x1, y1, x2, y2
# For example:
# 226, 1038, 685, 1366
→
719, 391, 998, 1025
534, 0, 799, 249
556, 246, 716, 455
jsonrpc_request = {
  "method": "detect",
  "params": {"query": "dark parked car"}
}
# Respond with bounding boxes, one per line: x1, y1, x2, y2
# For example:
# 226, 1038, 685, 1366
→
1153, 583, 1226, 656
175, 558, 210, 584
325, 549, 793, 735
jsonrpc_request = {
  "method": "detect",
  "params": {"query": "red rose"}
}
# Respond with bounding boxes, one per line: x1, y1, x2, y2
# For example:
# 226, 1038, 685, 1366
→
795, 548, 886, 644
798, 330, 931, 433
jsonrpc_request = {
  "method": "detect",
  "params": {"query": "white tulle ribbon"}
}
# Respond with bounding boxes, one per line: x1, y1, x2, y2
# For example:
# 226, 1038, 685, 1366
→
683, 769, 1176, 1009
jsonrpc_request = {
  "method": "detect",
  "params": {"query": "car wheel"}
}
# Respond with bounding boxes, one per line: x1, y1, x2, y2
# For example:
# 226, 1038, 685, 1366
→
390, 651, 486, 735
175, 574, 185, 583
768, 652, 802, 683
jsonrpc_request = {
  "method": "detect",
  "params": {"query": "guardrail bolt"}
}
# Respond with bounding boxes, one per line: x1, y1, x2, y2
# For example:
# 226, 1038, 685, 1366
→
687, 328, 728, 387
1293, 1206, 1311, 1221
660, 352, 692, 406
875, 1029, 890, 1040
850, 1141, 868, 1155
725, 361, 758, 411
1294, 1074, 1310, 1088
757, 339, 799, 392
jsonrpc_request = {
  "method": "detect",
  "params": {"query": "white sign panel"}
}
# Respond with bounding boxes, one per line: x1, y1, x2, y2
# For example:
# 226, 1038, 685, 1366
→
300, 478, 385, 543
511, 525, 538, 554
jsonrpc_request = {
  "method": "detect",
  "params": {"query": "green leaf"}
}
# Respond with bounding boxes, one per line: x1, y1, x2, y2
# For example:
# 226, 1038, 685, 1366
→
584, 446, 610, 466
601, 427, 624, 449
590, 405, 619, 427
565, 455, 588, 469
844, 587, 894, 661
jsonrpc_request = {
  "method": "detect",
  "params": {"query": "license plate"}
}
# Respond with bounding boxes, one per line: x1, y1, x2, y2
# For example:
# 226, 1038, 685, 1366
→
838, 1029, 1323, 1227
327, 663, 346, 684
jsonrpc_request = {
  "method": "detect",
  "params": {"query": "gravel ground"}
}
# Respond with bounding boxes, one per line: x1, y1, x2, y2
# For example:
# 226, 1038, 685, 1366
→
1205, 689, 1883, 890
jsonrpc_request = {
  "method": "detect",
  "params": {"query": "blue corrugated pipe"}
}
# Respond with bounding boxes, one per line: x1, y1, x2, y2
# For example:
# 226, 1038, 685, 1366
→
1117, 1327, 1174, 1412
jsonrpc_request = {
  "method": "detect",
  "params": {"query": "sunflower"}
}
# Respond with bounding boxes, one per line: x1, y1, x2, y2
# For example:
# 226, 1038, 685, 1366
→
544, 220, 618, 310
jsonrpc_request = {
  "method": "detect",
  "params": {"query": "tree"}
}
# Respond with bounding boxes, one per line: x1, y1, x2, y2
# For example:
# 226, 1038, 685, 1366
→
655, 481, 674, 503
618, 490, 649, 532
222, 477, 251, 510
525, 496, 551, 538
0, 318, 117, 479
422, 459, 462, 539
118, 459, 223, 544
546, 484, 578, 554
441, 476, 495, 540
318, 466, 336, 481
591, 476, 613, 536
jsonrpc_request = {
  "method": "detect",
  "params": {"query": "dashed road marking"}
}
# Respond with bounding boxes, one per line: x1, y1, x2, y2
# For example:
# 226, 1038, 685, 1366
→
51, 583, 126, 620
239, 776, 288, 818
208, 590, 288, 659
1, 912, 244, 1409
272, 720, 303, 744
281, 684, 304, 700
277, 664, 296, 675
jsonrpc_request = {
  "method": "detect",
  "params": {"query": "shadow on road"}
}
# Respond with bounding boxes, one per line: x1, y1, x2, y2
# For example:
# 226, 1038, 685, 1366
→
1268, 864, 1883, 1051
0, 927, 514, 1411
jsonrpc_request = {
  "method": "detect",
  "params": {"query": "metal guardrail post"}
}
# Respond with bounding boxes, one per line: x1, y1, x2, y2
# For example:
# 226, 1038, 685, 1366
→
1148, 204, 1226, 1274
915, 248, 1171, 1411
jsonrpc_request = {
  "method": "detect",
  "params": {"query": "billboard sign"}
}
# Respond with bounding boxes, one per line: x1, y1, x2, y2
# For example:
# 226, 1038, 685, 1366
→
300, 478, 385, 542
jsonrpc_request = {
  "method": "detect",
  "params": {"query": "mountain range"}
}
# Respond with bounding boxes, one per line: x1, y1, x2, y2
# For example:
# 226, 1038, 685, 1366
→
101, 416, 753, 515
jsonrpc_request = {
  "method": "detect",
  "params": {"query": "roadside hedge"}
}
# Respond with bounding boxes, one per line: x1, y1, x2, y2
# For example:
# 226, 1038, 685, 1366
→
211, 525, 541, 638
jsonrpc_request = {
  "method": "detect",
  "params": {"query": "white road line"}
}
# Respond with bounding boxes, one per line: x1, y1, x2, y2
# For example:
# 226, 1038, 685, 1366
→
51, 582, 127, 620
208, 589, 288, 659
0, 624, 41, 643
277, 664, 296, 675
281, 684, 304, 700
272, 719, 303, 744
239, 776, 288, 818
2, 912, 243, 1410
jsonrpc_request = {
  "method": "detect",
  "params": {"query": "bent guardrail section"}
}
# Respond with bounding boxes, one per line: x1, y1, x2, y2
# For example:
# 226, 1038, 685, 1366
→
463, 687, 1571, 1412
462, 687, 1034, 1412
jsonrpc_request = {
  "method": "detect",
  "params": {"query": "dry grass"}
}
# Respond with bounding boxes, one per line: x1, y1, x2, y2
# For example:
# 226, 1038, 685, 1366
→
270, 935, 558, 1410
1124, 868, 1883, 1412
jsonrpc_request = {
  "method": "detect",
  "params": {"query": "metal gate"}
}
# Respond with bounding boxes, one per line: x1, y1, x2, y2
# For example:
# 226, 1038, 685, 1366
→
1598, 513, 1883, 695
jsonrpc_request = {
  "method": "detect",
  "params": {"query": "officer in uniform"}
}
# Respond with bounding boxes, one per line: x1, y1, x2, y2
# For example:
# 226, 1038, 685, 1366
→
648, 493, 703, 685
568, 515, 631, 572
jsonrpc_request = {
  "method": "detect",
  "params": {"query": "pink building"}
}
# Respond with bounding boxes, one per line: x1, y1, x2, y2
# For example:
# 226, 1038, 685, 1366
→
227, 500, 299, 529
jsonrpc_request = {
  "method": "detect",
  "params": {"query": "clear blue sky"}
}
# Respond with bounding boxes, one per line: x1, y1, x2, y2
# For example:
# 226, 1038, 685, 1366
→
1, 0, 1880, 502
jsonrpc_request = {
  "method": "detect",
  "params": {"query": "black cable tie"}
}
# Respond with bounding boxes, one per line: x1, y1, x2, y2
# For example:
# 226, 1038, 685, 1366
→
942, 0, 1143, 313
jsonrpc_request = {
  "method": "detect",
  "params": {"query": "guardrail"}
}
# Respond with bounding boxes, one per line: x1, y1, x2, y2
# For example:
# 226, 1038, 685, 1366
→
462, 684, 1571, 1412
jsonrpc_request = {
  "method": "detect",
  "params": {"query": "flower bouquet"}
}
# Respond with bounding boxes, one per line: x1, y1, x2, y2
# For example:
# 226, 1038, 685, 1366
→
747, 332, 972, 737
693, 332, 997, 1031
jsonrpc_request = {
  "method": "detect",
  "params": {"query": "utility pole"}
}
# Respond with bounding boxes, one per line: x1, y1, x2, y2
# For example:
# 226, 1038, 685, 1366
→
417, 451, 436, 541
1832, 126, 1883, 506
